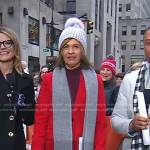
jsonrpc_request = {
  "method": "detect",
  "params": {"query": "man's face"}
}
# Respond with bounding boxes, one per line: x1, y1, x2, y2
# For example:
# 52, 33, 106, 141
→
144, 30, 150, 62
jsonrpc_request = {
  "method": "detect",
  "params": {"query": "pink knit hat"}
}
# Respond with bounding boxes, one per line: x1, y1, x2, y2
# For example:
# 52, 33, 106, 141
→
100, 58, 116, 75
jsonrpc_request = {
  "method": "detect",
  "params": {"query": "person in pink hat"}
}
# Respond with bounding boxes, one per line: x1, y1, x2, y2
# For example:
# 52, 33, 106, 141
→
100, 57, 116, 81
100, 56, 119, 116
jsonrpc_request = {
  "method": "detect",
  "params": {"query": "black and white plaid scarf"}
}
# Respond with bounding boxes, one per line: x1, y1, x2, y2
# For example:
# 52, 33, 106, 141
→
131, 61, 147, 150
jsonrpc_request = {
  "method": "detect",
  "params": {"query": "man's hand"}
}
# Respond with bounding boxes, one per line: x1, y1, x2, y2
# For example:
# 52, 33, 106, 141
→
129, 114, 149, 131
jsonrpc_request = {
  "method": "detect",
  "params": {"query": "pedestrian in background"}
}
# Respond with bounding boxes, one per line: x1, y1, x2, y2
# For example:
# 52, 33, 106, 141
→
129, 61, 143, 72
0, 26, 35, 150
99, 56, 123, 150
32, 17, 106, 150
115, 72, 124, 86
100, 56, 119, 116
34, 65, 50, 101
21, 60, 29, 74
111, 27, 150, 150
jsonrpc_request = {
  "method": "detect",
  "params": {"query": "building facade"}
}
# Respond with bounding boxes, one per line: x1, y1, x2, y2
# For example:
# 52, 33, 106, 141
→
119, 0, 150, 19
0, 0, 120, 72
119, 0, 150, 72
119, 18, 150, 72
55, 0, 120, 71
99, 0, 120, 70
0, 0, 64, 73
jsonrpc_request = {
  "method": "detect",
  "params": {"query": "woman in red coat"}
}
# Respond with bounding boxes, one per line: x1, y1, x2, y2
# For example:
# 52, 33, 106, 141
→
32, 17, 106, 150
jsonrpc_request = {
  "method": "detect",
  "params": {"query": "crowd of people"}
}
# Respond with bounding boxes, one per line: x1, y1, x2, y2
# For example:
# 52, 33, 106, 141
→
1, 17, 150, 150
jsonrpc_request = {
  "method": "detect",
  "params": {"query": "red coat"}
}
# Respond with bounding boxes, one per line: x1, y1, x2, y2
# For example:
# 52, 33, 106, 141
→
32, 72, 106, 150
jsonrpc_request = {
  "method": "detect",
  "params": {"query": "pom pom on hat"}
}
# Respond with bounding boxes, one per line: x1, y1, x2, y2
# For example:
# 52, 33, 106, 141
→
64, 18, 85, 30
58, 17, 87, 51
100, 57, 116, 75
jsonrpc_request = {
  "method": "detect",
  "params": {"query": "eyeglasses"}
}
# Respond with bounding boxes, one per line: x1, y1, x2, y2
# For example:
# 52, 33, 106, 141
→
0, 40, 14, 49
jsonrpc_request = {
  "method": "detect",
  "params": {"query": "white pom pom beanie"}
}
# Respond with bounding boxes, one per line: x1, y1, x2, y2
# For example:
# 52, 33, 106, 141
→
58, 18, 87, 51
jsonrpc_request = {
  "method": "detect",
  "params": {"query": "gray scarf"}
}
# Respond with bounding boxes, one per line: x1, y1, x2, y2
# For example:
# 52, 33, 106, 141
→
52, 67, 98, 150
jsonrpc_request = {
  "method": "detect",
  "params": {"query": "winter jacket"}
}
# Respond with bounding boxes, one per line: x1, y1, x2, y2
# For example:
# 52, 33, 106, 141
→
0, 70, 35, 150
111, 69, 150, 150
32, 72, 106, 150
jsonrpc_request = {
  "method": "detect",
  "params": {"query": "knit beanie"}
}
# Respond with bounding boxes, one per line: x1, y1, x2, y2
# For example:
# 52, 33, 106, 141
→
58, 17, 87, 51
100, 58, 116, 75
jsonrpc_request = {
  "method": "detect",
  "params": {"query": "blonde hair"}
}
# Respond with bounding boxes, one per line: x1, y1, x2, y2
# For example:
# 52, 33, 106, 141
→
0, 27, 23, 74
56, 38, 92, 69
130, 61, 143, 71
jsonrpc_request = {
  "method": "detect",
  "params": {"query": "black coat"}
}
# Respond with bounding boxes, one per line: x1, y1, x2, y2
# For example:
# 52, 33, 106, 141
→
0, 70, 35, 150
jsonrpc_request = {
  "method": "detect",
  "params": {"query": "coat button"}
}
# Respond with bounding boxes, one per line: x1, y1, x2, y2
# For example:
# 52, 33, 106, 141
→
9, 115, 14, 120
8, 132, 14, 137
7, 93, 12, 97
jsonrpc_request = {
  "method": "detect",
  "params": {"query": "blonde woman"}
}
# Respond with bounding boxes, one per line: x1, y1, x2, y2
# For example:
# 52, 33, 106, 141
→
0, 27, 35, 150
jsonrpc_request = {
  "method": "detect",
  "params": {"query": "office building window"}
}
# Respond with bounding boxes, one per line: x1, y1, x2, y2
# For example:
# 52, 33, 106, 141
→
131, 26, 136, 35
141, 25, 146, 35
122, 26, 127, 35
121, 55, 125, 73
126, 16, 130, 19
121, 41, 126, 50
119, 4, 122, 12
46, 25, 51, 48
66, 0, 76, 12
51, 28, 61, 50
99, 0, 102, 32
122, 64, 125, 73
46, 25, 61, 50
140, 40, 144, 49
126, 3, 131, 12
130, 40, 136, 50
95, 0, 98, 29
28, 16, 39, 45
